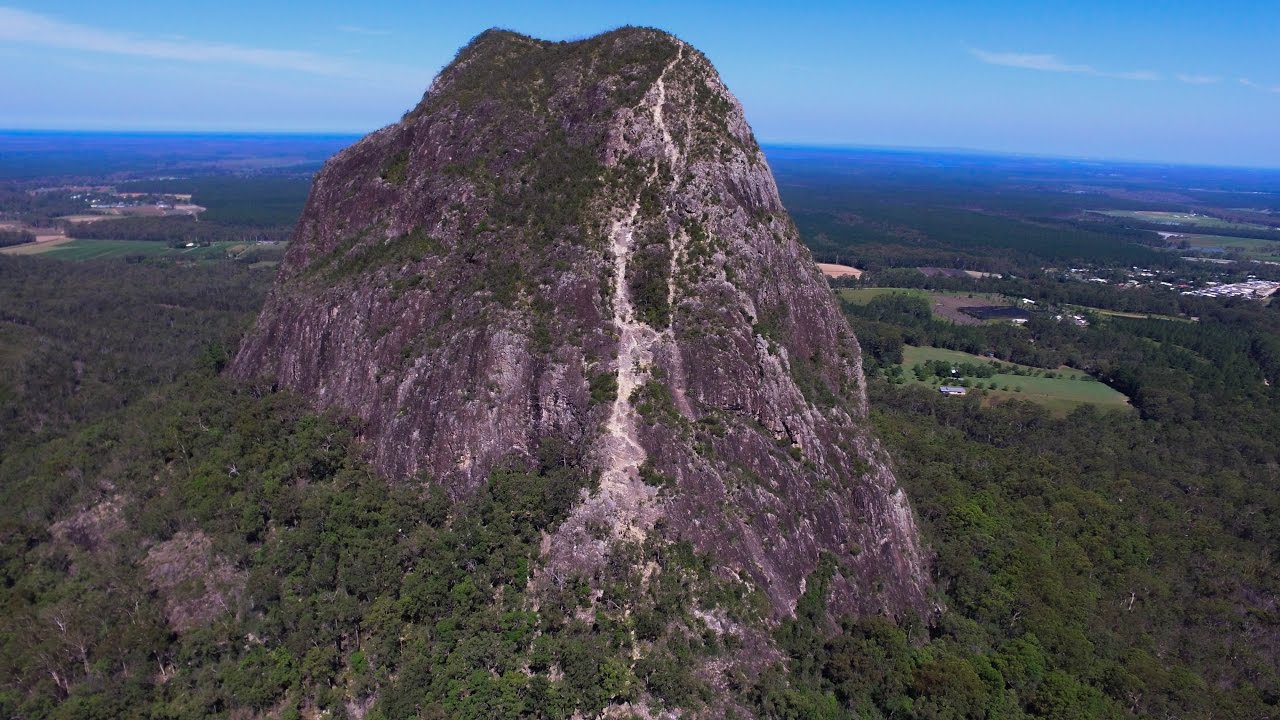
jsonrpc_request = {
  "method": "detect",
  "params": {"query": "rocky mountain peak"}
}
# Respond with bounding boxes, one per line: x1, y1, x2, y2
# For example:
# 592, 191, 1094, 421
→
231, 26, 930, 627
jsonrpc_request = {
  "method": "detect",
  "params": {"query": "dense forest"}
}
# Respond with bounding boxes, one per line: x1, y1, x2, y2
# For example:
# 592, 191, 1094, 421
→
0, 256, 271, 450
0, 229, 34, 247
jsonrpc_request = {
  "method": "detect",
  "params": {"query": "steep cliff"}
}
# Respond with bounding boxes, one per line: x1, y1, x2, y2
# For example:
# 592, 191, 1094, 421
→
232, 26, 929, 634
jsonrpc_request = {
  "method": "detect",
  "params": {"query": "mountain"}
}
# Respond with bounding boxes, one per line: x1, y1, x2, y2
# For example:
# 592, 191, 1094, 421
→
234, 26, 929, 626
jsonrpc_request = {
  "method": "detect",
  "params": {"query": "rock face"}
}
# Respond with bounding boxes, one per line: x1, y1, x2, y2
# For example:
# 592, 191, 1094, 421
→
232, 27, 929, 620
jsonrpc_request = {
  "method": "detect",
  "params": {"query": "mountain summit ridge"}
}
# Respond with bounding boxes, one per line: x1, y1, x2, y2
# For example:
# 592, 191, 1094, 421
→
232, 25, 929, 640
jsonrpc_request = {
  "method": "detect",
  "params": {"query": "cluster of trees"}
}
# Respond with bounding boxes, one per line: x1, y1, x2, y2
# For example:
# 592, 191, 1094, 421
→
0, 229, 34, 247
68, 217, 293, 244
0, 185, 88, 223
912, 359, 998, 380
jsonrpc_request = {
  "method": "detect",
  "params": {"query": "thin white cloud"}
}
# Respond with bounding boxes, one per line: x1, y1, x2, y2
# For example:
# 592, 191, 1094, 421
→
337, 25, 392, 37
1176, 73, 1221, 85
1237, 78, 1280, 93
970, 49, 1092, 73
970, 47, 1157, 81
0, 6, 356, 76
1105, 69, 1160, 81
971, 47, 1280, 92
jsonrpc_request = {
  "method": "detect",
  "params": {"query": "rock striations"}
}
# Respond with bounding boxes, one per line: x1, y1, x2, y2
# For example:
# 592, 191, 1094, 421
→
232, 26, 930, 637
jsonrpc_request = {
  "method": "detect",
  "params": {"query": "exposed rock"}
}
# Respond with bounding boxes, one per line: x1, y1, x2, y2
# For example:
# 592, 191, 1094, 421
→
231, 26, 929, 623
143, 530, 244, 632
50, 496, 126, 556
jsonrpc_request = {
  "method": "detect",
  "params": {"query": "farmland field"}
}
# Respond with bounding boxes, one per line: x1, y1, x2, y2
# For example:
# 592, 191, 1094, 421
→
20, 239, 244, 261
838, 288, 1009, 304
1164, 233, 1280, 262
0, 236, 71, 255
899, 345, 1131, 414
839, 287, 1017, 325
838, 287, 929, 304
1069, 305, 1195, 322
817, 262, 863, 278
1090, 209, 1276, 232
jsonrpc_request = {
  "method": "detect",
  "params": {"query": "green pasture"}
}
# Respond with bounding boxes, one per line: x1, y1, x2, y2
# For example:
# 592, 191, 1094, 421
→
1068, 305, 1195, 322
28, 240, 242, 262
838, 287, 1010, 305
899, 345, 1131, 414
837, 287, 929, 304
1091, 209, 1274, 232
1169, 233, 1280, 262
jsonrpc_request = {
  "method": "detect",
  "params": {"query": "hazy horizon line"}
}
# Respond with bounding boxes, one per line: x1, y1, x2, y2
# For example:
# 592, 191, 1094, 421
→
3, 127, 1278, 172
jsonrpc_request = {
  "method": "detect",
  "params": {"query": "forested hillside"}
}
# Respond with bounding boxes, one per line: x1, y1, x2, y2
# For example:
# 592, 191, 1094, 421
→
2, 248, 1277, 718
0, 256, 271, 450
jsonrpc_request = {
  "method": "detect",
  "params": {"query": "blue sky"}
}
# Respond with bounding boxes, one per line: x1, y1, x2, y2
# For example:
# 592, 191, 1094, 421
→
2, 1, 1278, 167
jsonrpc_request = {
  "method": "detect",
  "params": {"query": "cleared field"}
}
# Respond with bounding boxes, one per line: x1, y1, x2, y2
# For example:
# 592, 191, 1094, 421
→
1166, 233, 1280, 262
56, 205, 203, 224
838, 287, 928, 304
899, 345, 1131, 414
1091, 209, 1275, 232
930, 292, 1017, 325
57, 214, 124, 224
24, 239, 241, 262
1070, 305, 1195, 322
839, 288, 1018, 325
818, 262, 864, 278
0, 236, 71, 255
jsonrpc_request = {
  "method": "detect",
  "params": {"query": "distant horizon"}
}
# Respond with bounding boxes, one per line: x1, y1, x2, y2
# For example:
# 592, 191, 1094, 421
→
6, 127, 1280, 173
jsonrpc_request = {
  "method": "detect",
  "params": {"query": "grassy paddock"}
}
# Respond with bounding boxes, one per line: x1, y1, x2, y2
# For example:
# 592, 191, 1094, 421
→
1091, 209, 1275, 232
837, 287, 930, 304
1070, 305, 1195, 322
21, 239, 244, 262
899, 345, 1131, 414
840, 287, 1018, 325
839, 287, 1011, 303
1168, 233, 1280, 262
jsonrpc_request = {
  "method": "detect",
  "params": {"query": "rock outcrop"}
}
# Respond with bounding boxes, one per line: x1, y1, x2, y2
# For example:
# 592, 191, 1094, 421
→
232, 27, 929, 622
